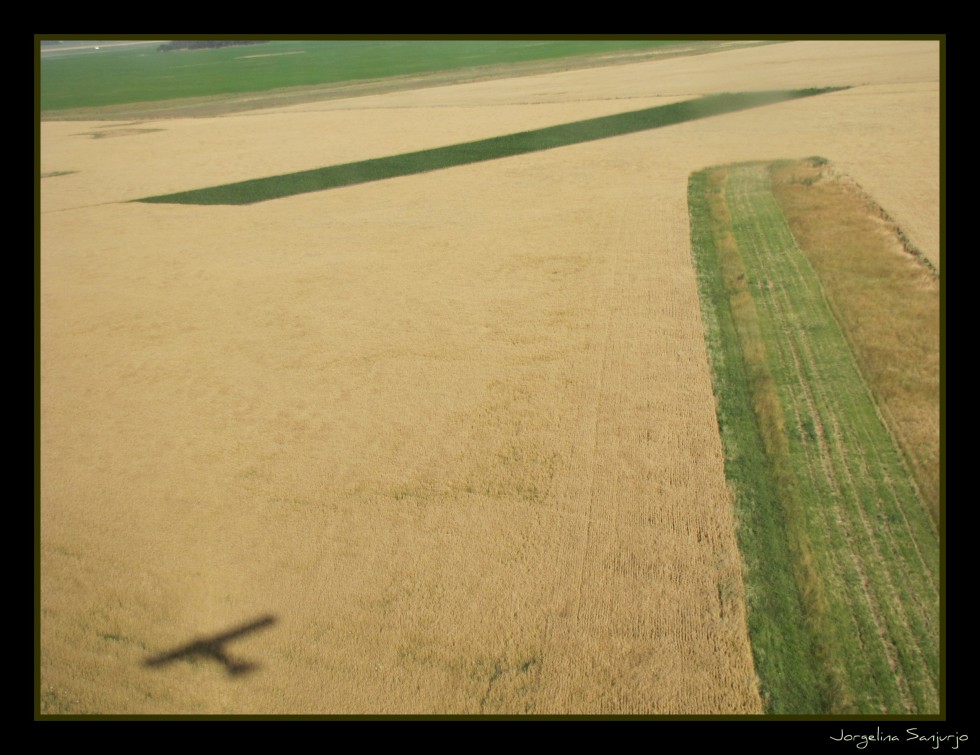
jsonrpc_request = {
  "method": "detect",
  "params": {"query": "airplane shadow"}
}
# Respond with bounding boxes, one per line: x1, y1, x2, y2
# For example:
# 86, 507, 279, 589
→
143, 614, 277, 677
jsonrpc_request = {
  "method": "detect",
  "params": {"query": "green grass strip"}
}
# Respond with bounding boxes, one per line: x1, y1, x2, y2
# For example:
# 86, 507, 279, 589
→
137, 88, 843, 205
689, 167, 829, 713
690, 162, 939, 714
41, 40, 683, 112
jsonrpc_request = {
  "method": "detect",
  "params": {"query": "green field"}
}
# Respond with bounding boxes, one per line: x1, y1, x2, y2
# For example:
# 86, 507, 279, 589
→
689, 162, 939, 714
39, 39, 682, 112
137, 89, 842, 206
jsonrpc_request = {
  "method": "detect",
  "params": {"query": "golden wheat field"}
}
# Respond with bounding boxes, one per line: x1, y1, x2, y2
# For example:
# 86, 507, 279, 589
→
38, 40, 940, 714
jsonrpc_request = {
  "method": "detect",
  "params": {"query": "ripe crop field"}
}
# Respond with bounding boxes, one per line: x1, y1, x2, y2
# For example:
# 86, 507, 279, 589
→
38, 40, 940, 715
689, 160, 939, 713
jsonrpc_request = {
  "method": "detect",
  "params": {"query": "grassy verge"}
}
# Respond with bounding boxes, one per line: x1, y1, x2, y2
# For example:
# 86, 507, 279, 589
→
689, 161, 939, 714
137, 89, 842, 206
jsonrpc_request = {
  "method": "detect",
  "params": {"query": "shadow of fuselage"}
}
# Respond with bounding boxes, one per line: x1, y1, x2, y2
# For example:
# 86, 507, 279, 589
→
143, 614, 277, 677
